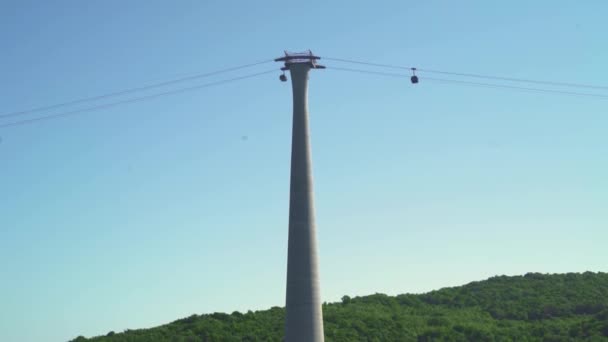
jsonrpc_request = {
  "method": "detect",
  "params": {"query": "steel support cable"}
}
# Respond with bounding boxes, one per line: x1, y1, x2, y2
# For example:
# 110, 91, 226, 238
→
323, 57, 608, 90
0, 69, 276, 128
326, 66, 608, 99
0, 59, 274, 119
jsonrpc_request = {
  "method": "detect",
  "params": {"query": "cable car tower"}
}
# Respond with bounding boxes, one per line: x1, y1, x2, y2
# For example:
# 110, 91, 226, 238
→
275, 51, 325, 342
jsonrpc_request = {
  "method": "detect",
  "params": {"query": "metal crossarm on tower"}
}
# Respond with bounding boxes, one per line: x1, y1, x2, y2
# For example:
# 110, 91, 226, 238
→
275, 50, 326, 71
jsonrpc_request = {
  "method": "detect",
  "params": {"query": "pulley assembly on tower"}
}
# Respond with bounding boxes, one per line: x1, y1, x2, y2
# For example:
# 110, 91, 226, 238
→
275, 50, 325, 83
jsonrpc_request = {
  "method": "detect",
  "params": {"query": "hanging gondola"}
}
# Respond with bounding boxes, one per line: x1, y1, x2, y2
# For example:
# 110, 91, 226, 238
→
410, 68, 419, 84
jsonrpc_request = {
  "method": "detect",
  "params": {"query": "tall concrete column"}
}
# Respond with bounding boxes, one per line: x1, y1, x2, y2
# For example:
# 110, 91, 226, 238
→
279, 53, 324, 342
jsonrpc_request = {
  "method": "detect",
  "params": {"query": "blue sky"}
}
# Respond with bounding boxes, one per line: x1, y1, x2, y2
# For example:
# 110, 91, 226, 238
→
1, 1, 607, 341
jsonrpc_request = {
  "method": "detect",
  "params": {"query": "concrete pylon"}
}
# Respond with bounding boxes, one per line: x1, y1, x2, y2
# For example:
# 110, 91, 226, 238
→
275, 51, 325, 342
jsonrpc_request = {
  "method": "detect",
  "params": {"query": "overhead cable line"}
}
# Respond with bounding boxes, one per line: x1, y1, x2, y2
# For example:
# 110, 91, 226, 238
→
422, 77, 608, 99
326, 66, 608, 99
0, 59, 274, 119
328, 66, 412, 79
323, 57, 608, 91
0, 69, 276, 128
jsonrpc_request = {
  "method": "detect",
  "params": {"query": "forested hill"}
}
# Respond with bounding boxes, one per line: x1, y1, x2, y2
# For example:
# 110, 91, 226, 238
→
71, 272, 608, 341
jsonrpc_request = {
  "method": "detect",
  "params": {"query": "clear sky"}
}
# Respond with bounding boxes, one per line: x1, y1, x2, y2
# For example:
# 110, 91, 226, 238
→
1, 1, 607, 341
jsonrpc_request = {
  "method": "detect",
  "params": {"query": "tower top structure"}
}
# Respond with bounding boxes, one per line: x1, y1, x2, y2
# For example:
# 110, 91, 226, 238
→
275, 50, 325, 71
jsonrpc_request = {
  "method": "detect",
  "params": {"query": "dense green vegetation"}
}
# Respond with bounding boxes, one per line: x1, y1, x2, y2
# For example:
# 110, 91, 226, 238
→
71, 272, 608, 341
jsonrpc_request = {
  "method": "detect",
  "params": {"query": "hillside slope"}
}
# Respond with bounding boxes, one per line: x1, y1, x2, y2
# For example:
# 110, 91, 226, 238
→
70, 272, 608, 341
